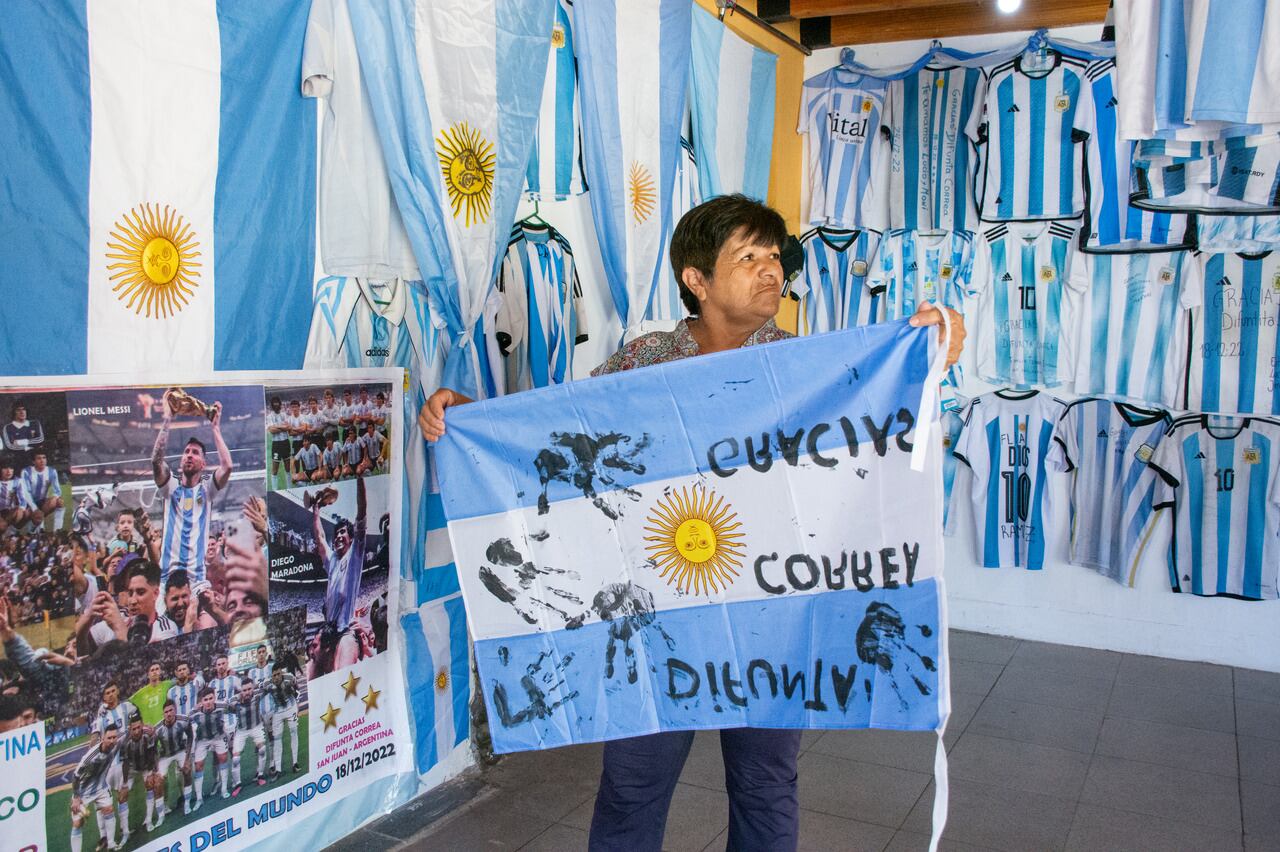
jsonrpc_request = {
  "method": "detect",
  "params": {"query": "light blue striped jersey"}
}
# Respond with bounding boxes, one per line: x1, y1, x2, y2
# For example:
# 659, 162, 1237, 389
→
0, 478, 33, 512
648, 137, 702, 323
158, 474, 221, 585
496, 222, 587, 391
1069, 251, 1197, 407
1181, 250, 1280, 415
19, 465, 58, 504
1198, 214, 1280, 252
971, 221, 1080, 388
93, 700, 138, 737
970, 52, 1094, 223
167, 678, 202, 721
954, 390, 1067, 570
1131, 135, 1280, 214
1148, 414, 1280, 599
1080, 60, 1193, 253
1047, 399, 1171, 586
887, 64, 985, 232
799, 68, 891, 231
525, 0, 586, 200
941, 405, 965, 535
872, 229, 974, 318
790, 227, 883, 335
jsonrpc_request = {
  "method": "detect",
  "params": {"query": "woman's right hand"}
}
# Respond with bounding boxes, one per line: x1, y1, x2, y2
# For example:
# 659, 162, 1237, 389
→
418, 388, 474, 442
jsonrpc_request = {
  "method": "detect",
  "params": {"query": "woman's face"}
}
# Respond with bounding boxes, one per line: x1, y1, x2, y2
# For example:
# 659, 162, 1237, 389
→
691, 227, 782, 326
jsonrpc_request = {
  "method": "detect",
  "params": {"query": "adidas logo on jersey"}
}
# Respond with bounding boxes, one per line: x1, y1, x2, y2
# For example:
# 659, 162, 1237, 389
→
1105, 95, 1118, 109
1005, 104, 1020, 113
906, 262, 918, 271
1000, 272, 1014, 282
1097, 429, 1109, 438
1214, 276, 1232, 288
365, 347, 390, 358
1195, 451, 1207, 459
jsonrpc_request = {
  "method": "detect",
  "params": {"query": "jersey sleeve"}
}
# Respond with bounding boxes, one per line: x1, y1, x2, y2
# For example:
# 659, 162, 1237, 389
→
300, 0, 335, 98
304, 277, 351, 369
1180, 252, 1204, 311
570, 264, 589, 345
969, 235, 992, 297
1047, 404, 1078, 472
796, 82, 818, 135
952, 399, 988, 483
1067, 250, 1092, 294
1147, 427, 1182, 511
494, 246, 525, 357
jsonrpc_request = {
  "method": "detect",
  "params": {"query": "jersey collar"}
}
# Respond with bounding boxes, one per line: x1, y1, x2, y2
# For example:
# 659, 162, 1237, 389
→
356, 277, 408, 326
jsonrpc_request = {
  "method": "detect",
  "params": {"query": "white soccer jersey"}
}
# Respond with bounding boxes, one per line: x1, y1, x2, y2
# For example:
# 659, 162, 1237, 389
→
342, 437, 361, 466
970, 52, 1094, 223
1069, 250, 1198, 405
496, 222, 588, 391
357, 430, 385, 463
942, 406, 965, 534
295, 444, 321, 472
1131, 135, 1280, 214
209, 673, 240, 728
1198, 214, 1280, 252
971, 221, 1080, 388
799, 68, 892, 231
525, 0, 586, 200
1148, 414, 1280, 600
871, 229, 974, 319
887, 64, 986, 232
323, 522, 366, 628
20, 465, 59, 504
1181, 250, 1280, 415
790, 227, 883, 335
0, 478, 34, 512
158, 473, 222, 584
1048, 399, 1172, 586
954, 390, 1067, 570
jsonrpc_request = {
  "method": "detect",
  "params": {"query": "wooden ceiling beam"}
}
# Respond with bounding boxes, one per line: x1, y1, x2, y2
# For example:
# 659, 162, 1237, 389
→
801, 0, 1110, 48
762, 0, 959, 20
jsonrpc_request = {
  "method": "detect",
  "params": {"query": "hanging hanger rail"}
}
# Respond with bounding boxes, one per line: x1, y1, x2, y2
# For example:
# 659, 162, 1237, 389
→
715, 1, 811, 56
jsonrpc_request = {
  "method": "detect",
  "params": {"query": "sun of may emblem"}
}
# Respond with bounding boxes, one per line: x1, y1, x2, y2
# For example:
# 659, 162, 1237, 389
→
434, 667, 450, 691
437, 122, 496, 227
628, 160, 656, 224
105, 203, 202, 318
644, 486, 745, 595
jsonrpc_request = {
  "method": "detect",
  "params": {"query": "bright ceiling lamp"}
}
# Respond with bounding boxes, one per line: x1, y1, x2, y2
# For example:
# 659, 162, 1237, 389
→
997, 0, 1023, 12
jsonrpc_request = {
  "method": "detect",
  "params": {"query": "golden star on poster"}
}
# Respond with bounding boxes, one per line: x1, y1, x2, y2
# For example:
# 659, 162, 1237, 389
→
362, 685, 381, 712
341, 671, 361, 699
320, 702, 341, 731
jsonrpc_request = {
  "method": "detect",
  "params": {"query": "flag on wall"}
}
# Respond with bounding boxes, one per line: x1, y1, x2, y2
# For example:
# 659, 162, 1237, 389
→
574, 0, 693, 340
401, 596, 471, 775
436, 320, 952, 755
689, 6, 777, 202
0, 0, 316, 375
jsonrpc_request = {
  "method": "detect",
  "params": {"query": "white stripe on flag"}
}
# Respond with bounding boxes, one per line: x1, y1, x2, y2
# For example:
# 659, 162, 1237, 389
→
712, 26, 754, 194
87, 0, 220, 372
418, 597, 457, 763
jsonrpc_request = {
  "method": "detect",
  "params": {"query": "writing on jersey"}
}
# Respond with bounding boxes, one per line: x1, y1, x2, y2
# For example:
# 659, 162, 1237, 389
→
871, 229, 974, 318
154, 719, 192, 757
790, 227, 883, 334
20, 466, 59, 504
159, 474, 220, 583
799, 68, 891, 231
1148, 415, 1280, 599
954, 390, 1066, 570
526, 0, 587, 200
972, 221, 1079, 388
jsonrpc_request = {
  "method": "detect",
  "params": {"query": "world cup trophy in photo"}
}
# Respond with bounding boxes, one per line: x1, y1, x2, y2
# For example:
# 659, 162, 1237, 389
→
164, 387, 217, 421
303, 486, 339, 511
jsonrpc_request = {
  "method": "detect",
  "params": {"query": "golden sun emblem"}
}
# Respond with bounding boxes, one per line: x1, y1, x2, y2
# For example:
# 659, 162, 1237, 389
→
644, 486, 745, 595
437, 122, 496, 227
105, 203, 202, 318
434, 667, 450, 691
628, 161, 656, 224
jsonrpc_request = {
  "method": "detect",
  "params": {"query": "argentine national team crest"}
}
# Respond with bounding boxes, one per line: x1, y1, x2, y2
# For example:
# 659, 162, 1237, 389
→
435, 321, 951, 754
1054, 92, 1071, 113
106, 203, 203, 318
436, 122, 496, 227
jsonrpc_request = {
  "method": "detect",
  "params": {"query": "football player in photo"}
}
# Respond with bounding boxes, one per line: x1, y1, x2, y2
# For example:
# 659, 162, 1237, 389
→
70, 722, 123, 852
21, 449, 64, 531
117, 715, 160, 840
307, 474, 367, 676
152, 699, 194, 820
188, 687, 230, 808
229, 678, 270, 795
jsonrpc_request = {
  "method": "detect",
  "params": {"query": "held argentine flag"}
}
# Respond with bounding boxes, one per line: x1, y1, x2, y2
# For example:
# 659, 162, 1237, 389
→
436, 321, 952, 758
689, 6, 776, 201
401, 596, 470, 775
0, 0, 316, 375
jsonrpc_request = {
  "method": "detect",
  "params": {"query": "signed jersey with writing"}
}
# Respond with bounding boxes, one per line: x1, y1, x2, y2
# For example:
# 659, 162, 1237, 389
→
799, 68, 891, 231
954, 390, 1067, 570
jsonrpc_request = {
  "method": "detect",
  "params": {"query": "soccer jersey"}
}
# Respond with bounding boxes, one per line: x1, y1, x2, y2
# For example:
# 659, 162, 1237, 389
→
954, 390, 1067, 570
1132, 135, 1280, 214
799, 68, 891, 231
496, 222, 588, 391
358, 430, 385, 464
93, 700, 138, 737
267, 672, 300, 711
0, 478, 34, 512
790, 227, 883, 335
322, 446, 341, 470
871, 229, 974, 318
209, 674, 241, 722
189, 708, 226, 743
886, 64, 985, 232
1198, 213, 1280, 251
154, 718, 191, 758
525, 0, 586, 200
1181, 250, 1280, 415
342, 437, 362, 467
167, 680, 201, 721
942, 406, 965, 534
1148, 415, 1280, 599
295, 444, 321, 473
233, 693, 269, 731
20, 465, 59, 504
121, 731, 158, 775
1048, 399, 1172, 585
72, 740, 120, 798
1, 419, 43, 452
971, 221, 1080, 388
246, 663, 273, 690
158, 473, 221, 583
324, 521, 366, 628
1069, 250, 1198, 405
130, 680, 173, 726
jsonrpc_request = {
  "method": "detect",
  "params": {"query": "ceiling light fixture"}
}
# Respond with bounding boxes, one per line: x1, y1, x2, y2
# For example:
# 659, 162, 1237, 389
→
997, 0, 1023, 13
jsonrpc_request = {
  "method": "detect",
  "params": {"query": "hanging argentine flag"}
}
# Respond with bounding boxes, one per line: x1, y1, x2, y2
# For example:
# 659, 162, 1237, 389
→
349, 0, 555, 399
437, 320, 953, 760
689, 7, 777, 202
0, 0, 316, 376
575, 0, 693, 340
401, 596, 471, 775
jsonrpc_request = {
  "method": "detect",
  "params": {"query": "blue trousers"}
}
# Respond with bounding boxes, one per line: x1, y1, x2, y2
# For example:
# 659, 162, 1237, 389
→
588, 728, 802, 852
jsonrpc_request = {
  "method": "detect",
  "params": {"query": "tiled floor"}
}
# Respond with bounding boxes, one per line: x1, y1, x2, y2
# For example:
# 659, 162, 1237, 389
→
327, 630, 1280, 851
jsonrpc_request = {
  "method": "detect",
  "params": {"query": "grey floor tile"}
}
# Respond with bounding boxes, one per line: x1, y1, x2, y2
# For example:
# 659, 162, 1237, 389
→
1006, 639, 1122, 681
1107, 681, 1236, 733
1238, 699, 1280, 742
1095, 716, 1239, 777
800, 729, 824, 752
415, 793, 555, 851
946, 690, 983, 734
1245, 837, 1280, 852
1241, 736, 1280, 786
966, 696, 1102, 754
901, 777, 1074, 852
322, 827, 402, 852
1236, 668, 1280, 705
796, 751, 932, 829
1080, 754, 1241, 831
807, 728, 938, 774
519, 823, 589, 852
699, 828, 728, 852
1243, 782, 1280, 845
677, 731, 727, 792
560, 797, 595, 831
1117, 653, 1234, 696
663, 783, 730, 852
989, 666, 1113, 713
1065, 803, 1243, 852
947, 631, 1020, 666
946, 732, 1091, 798
885, 829, 997, 852
950, 659, 1004, 697
798, 809, 896, 852
371, 778, 488, 841
485, 745, 601, 821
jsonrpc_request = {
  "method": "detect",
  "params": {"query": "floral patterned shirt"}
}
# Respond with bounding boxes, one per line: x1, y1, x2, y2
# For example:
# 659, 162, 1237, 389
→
590, 319, 792, 376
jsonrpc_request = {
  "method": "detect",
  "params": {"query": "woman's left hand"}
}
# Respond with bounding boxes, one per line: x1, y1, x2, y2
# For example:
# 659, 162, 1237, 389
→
909, 304, 966, 369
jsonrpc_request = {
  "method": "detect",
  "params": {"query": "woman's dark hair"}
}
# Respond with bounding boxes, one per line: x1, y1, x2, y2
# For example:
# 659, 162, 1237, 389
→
669, 194, 787, 317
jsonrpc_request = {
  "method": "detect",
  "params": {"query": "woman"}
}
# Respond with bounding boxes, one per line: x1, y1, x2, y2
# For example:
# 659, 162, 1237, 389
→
419, 195, 966, 851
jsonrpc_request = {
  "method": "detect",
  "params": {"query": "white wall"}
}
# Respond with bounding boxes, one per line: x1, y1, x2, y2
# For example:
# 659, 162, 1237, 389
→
808, 28, 1280, 673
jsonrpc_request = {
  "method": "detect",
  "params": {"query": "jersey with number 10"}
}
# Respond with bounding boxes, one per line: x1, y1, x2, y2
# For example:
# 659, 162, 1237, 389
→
1148, 415, 1280, 600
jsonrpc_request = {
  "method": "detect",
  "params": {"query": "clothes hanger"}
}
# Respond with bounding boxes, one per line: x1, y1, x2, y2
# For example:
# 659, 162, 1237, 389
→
519, 197, 550, 229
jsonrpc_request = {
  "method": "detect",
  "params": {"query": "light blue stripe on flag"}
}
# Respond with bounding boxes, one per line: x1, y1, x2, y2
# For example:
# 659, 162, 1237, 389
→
401, 597, 470, 774
742, 47, 777, 201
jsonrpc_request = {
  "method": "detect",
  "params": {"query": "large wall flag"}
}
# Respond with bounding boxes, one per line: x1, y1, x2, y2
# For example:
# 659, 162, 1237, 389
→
689, 7, 777, 202
0, 0, 316, 376
575, 0, 693, 340
349, 0, 555, 399
437, 323, 953, 774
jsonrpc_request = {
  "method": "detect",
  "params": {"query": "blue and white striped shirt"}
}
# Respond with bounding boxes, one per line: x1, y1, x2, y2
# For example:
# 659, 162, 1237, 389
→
790, 227, 883, 335
525, 0, 587, 200
799, 68, 891, 231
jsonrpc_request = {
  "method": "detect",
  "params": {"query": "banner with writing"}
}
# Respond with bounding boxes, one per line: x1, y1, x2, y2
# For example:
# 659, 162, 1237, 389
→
436, 321, 952, 753
0, 368, 415, 852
